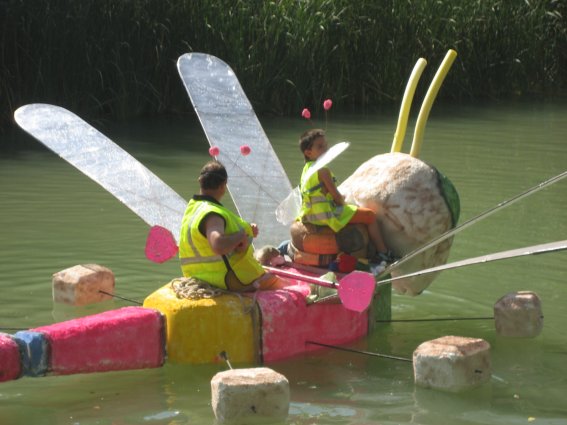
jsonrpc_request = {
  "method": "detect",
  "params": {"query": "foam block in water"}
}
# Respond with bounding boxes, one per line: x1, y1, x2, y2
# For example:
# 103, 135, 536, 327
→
52, 264, 115, 306
32, 306, 165, 375
494, 291, 543, 337
144, 283, 259, 364
256, 281, 368, 363
413, 335, 491, 392
0, 333, 22, 382
211, 367, 290, 423
13, 330, 49, 377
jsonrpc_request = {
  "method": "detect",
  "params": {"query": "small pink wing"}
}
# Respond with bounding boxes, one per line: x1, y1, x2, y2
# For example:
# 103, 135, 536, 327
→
145, 225, 178, 263
338, 271, 375, 312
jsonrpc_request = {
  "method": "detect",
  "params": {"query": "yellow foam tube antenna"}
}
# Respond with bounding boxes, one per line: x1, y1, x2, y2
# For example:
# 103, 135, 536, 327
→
410, 49, 458, 158
391, 58, 427, 153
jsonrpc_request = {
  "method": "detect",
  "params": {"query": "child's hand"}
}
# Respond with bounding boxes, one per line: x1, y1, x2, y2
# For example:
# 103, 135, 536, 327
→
250, 223, 259, 238
319, 168, 345, 205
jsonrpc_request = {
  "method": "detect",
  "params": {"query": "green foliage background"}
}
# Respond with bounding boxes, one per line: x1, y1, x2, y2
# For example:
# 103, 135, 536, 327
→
1, 0, 565, 131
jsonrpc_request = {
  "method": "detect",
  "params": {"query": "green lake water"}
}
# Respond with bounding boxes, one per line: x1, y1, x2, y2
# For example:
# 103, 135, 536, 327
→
1, 100, 566, 424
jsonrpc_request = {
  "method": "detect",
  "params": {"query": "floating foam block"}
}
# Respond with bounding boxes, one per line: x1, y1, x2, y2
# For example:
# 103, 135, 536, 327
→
13, 330, 49, 377
52, 264, 115, 306
256, 274, 368, 362
494, 291, 543, 337
413, 335, 491, 392
211, 367, 289, 424
0, 333, 22, 382
143, 284, 258, 364
32, 306, 165, 375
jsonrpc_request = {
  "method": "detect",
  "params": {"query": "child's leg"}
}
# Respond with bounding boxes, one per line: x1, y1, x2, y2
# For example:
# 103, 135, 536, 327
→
255, 273, 291, 290
350, 208, 388, 253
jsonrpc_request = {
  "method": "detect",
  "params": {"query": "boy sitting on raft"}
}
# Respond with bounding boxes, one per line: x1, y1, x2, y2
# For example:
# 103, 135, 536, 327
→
179, 160, 288, 292
298, 129, 396, 263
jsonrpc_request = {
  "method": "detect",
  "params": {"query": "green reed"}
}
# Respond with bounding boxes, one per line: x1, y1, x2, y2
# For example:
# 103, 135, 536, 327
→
1, 0, 565, 133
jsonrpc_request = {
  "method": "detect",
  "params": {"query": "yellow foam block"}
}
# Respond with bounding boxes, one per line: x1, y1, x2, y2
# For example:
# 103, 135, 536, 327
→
143, 284, 259, 364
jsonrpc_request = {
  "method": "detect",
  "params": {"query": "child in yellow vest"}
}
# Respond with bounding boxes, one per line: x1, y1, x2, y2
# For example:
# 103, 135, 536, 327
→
298, 129, 396, 263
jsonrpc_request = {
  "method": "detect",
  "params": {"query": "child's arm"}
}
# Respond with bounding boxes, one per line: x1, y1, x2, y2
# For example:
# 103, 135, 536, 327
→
318, 168, 345, 205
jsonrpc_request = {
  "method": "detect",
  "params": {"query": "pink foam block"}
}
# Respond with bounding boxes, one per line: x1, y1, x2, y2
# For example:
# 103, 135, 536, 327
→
256, 285, 368, 363
0, 333, 21, 382
32, 307, 165, 375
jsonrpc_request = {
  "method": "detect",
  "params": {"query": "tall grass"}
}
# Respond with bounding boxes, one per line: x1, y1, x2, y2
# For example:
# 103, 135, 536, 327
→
1, 0, 565, 133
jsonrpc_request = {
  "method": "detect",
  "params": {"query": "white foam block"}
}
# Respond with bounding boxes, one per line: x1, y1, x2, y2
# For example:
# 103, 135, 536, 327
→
211, 367, 289, 424
494, 291, 543, 337
52, 264, 114, 306
413, 335, 491, 392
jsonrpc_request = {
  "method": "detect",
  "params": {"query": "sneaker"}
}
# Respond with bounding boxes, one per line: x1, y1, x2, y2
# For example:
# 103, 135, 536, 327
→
373, 250, 400, 264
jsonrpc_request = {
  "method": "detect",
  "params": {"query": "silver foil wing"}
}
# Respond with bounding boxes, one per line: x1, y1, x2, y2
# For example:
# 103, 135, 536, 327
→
177, 53, 292, 247
14, 103, 187, 244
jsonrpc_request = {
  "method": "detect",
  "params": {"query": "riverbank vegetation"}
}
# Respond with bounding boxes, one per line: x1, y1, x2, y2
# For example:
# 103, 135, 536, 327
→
1, 0, 565, 132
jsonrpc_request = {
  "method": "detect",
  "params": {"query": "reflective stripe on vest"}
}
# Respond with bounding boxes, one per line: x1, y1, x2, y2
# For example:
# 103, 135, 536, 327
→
304, 195, 330, 209
304, 205, 345, 222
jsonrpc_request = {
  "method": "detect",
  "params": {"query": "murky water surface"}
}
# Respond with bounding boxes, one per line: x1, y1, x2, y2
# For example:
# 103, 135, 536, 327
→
1, 100, 566, 424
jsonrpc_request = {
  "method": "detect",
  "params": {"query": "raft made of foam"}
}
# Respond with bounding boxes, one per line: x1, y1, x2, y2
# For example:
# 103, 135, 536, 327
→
254, 274, 368, 362
144, 284, 261, 364
21, 306, 165, 376
0, 333, 21, 382
144, 266, 391, 364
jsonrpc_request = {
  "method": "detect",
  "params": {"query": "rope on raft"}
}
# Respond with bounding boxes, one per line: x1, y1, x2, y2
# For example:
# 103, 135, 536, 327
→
170, 277, 224, 300
169, 277, 258, 315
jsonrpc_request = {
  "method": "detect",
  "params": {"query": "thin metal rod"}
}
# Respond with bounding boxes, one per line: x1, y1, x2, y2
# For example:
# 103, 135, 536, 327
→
377, 239, 567, 286
98, 290, 142, 306
306, 341, 412, 363
380, 170, 567, 278
377, 315, 542, 323
219, 351, 233, 369
377, 317, 494, 323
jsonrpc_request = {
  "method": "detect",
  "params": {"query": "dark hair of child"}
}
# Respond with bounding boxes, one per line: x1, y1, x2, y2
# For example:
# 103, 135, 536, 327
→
299, 129, 326, 160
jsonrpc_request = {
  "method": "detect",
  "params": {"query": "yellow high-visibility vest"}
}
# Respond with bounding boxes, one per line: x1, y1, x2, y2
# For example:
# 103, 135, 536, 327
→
299, 161, 356, 232
179, 197, 265, 289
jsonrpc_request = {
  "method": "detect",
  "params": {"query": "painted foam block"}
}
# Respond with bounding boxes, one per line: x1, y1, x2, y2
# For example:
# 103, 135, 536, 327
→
0, 333, 22, 382
143, 283, 258, 364
32, 306, 165, 375
255, 288, 310, 362
13, 331, 49, 377
256, 285, 368, 362
52, 264, 114, 306
303, 302, 368, 348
